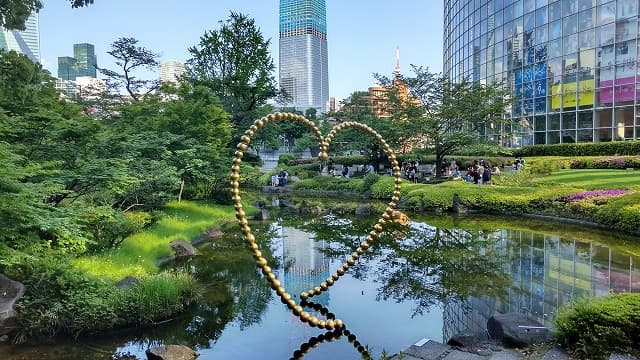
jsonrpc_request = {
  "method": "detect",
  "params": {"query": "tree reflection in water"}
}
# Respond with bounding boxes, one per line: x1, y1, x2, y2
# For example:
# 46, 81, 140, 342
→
289, 213, 511, 317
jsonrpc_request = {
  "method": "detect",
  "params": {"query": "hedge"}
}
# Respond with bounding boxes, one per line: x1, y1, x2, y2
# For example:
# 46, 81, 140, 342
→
514, 141, 640, 157
554, 293, 640, 359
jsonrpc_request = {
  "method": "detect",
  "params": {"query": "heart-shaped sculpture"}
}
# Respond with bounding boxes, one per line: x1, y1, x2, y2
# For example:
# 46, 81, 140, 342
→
230, 112, 402, 330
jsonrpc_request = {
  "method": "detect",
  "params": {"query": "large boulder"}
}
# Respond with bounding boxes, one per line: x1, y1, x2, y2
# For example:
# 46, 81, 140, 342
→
355, 204, 372, 217
254, 209, 270, 221
0, 274, 25, 336
170, 240, 197, 259
146, 345, 197, 360
487, 312, 551, 347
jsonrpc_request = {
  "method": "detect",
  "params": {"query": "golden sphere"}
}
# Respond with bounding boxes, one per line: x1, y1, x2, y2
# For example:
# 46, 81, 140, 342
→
374, 224, 383, 232
318, 152, 329, 161
332, 274, 340, 281
244, 129, 254, 137
300, 292, 309, 300
275, 285, 285, 295
334, 319, 343, 329
318, 320, 327, 329
234, 150, 244, 158
250, 125, 258, 132
360, 242, 369, 250
267, 273, 276, 282
249, 241, 258, 249
252, 249, 262, 258
337, 268, 345, 276
326, 278, 334, 286
257, 258, 267, 267
261, 266, 271, 275
391, 196, 400, 202
240, 135, 251, 144
314, 286, 322, 294
356, 247, 364, 255
232, 195, 241, 204
325, 320, 335, 330
320, 282, 328, 291
282, 293, 292, 302
301, 312, 311, 323
310, 318, 320, 327
266, 114, 275, 121
293, 305, 303, 315
352, 252, 360, 260
236, 143, 248, 151
347, 258, 355, 266
231, 181, 239, 188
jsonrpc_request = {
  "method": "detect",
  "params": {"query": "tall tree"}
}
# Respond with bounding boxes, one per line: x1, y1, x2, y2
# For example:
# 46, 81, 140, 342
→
1, 0, 93, 30
186, 11, 278, 142
99, 37, 160, 102
377, 66, 511, 176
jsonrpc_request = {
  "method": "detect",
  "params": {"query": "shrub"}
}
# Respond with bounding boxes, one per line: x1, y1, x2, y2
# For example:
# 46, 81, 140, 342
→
362, 173, 380, 192
278, 153, 296, 166
569, 156, 640, 169
554, 293, 640, 359
515, 141, 640, 157
0, 248, 199, 342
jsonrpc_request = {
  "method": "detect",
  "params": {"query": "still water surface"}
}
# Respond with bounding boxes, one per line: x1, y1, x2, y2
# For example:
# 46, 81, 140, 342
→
1, 207, 639, 359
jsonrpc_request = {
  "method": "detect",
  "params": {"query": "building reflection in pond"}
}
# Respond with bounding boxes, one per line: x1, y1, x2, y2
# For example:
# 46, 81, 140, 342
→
443, 229, 640, 341
280, 226, 331, 307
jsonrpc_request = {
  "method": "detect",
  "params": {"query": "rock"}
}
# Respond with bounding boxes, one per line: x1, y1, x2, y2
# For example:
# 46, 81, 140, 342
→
448, 330, 478, 348
0, 334, 8, 342
191, 227, 224, 246
0, 273, 25, 336
170, 240, 197, 259
452, 193, 468, 214
115, 276, 140, 289
487, 312, 551, 347
355, 204, 372, 217
146, 345, 197, 360
254, 200, 266, 209
254, 209, 270, 221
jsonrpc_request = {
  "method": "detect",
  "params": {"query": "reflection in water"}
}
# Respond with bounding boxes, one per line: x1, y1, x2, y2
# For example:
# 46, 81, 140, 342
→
1, 210, 639, 359
442, 229, 640, 342
280, 225, 330, 307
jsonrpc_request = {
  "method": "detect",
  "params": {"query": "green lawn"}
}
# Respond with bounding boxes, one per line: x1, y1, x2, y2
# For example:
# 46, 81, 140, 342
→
74, 201, 238, 281
532, 169, 640, 190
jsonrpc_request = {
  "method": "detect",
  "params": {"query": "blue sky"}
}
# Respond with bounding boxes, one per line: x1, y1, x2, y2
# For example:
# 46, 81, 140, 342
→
40, 0, 443, 101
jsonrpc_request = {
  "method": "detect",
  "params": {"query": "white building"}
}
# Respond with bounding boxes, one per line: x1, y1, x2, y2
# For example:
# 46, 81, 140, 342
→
159, 60, 186, 85
0, 12, 40, 62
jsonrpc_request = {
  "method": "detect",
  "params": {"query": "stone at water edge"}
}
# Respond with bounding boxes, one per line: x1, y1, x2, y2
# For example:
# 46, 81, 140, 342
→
146, 345, 197, 360
355, 204, 372, 217
170, 240, 197, 258
487, 312, 551, 347
0, 273, 25, 336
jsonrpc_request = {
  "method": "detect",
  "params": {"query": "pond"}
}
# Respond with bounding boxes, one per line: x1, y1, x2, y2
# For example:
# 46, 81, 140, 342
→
1, 198, 640, 359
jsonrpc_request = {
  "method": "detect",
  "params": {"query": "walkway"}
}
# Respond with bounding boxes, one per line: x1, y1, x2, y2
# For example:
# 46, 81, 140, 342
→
392, 339, 638, 360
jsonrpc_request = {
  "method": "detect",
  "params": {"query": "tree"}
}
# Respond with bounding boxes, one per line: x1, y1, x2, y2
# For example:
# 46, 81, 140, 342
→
99, 37, 160, 102
377, 66, 511, 177
186, 11, 278, 143
1, 0, 93, 30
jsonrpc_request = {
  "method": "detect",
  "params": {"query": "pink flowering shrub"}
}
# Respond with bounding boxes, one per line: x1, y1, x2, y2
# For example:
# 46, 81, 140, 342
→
569, 156, 640, 169
557, 190, 631, 205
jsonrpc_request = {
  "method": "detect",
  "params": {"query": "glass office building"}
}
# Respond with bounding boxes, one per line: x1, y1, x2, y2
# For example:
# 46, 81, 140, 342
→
0, 13, 40, 63
57, 43, 97, 80
443, 0, 640, 145
279, 0, 329, 113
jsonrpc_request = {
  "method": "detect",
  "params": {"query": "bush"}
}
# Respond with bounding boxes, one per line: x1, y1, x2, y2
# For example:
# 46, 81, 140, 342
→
569, 156, 640, 169
515, 141, 640, 157
278, 153, 296, 166
554, 293, 640, 359
0, 248, 199, 342
362, 173, 380, 191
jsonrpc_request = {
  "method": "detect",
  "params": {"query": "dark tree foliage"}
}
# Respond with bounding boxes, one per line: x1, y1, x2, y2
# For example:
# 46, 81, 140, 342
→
186, 11, 278, 143
1, 0, 93, 30
99, 37, 160, 102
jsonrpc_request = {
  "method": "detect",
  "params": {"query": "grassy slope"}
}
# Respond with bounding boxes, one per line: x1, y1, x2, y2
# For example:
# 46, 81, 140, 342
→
532, 169, 640, 190
74, 201, 238, 281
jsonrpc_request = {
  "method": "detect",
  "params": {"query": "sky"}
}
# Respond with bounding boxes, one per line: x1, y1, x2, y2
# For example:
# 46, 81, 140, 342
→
39, 0, 444, 101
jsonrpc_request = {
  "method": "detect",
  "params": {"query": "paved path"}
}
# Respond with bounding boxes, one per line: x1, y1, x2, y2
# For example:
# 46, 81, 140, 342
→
392, 339, 638, 360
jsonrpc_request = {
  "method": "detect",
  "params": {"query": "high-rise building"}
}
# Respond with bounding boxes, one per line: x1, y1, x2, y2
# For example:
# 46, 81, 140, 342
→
159, 60, 186, 85
57, 43, 96, 80
58, 56, 77, 80
279, 0, 329, 113
73, 43, 97, 78
443, 0, 640, 145
0, 12, 40, 62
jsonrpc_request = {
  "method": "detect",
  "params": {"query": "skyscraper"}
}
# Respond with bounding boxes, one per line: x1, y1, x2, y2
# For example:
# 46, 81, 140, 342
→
0, 12, 40, 62
443, 0, 640, 145
73, 43, 97, 78
57, 43, 97, 80
159, 60, 186, 85
279, 0, 329, 113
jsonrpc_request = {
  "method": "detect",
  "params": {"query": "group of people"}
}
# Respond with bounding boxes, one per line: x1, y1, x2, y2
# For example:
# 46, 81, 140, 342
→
464, 159, 499, 185
271, 169, 289, 187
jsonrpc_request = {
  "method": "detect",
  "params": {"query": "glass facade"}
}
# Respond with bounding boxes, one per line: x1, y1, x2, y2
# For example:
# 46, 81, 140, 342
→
57, 43, 97, 80
279, 0, 329, 113
0, 13, 40, 63
444, 0, 640, 145
73, 43, 97, 78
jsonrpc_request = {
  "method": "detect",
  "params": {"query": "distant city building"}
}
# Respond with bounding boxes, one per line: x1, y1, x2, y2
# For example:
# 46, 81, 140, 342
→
325, 96, 343, 112
73, 43, 97, 78
57, 43, 97, 80
443, 0, 640, 145
159, 60, 186, 85
55, 76, 106, 100
364, 47, 416, 118
279, 0, 329, 113
0, 12, 40, 62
